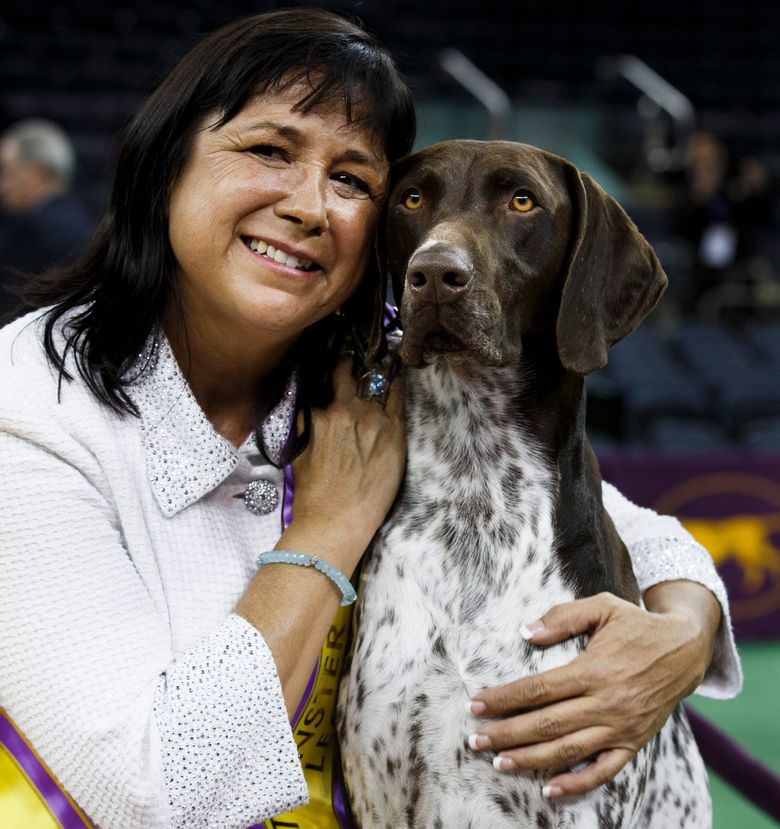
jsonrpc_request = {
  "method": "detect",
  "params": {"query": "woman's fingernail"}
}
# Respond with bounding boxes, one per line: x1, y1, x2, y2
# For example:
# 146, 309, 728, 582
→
468, 699, 486, 716
542, 784, 563, 799
492, 755, 514, 771
468, 733, 491, 750
520, 621, 545, 640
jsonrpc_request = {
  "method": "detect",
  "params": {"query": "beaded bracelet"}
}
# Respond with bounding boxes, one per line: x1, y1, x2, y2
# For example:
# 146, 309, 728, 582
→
256, 550, 357, 606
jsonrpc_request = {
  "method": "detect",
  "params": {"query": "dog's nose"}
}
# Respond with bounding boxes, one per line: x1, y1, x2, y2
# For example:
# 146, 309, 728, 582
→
405, 247, 473, 304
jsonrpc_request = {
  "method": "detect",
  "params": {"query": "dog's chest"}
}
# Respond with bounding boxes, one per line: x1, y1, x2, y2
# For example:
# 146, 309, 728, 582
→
340, 365, 585, 825
370, 364, 572, 629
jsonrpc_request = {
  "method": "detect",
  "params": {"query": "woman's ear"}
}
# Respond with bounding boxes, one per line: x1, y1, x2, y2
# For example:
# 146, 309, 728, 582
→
556, 169, 668, 375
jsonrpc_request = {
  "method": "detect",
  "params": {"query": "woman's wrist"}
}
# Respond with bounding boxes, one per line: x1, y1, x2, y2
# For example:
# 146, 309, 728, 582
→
644, 579, 721, 624
643, 580, 722, 684
275, 513, 372, 578
235, 519, 368, 714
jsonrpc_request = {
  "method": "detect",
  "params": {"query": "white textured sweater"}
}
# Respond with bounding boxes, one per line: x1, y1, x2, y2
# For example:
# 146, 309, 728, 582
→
0, 311, 740, 829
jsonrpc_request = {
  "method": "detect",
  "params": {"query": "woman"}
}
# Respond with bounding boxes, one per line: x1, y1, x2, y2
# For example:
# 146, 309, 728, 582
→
0, 9, 739, 828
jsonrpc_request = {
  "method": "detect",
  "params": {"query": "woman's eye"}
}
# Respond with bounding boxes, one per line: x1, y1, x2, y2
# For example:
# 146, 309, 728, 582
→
332, 172, 371, 196
402, 189, 423, 210
510, 191, 535, 213
248, 144, 289, 162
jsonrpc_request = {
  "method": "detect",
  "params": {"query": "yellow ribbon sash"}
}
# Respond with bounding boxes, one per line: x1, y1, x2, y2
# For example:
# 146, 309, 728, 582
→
261, 604, 355, 828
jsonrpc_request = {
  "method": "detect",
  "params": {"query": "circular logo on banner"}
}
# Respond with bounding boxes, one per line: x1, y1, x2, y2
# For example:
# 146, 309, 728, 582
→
654, 473, 780, 625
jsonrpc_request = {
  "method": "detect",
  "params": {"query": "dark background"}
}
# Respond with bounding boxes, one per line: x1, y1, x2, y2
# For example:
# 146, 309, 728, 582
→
2, 0, 779, 452
2, 0, 778, 210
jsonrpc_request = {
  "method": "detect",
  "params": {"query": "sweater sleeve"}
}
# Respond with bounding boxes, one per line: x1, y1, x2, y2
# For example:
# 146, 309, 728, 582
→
603, 481, 742, 699
0, 428, 306, 829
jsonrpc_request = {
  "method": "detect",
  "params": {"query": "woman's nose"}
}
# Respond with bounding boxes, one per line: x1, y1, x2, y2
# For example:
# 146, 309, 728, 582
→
274, 163, 329, 234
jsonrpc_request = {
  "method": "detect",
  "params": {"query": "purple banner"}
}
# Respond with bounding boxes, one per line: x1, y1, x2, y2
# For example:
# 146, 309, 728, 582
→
598, 452, 780, 640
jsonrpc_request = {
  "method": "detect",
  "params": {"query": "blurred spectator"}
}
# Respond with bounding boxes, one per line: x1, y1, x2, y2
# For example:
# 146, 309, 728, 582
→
671, 131, 776, 316
0, 120, 93, 317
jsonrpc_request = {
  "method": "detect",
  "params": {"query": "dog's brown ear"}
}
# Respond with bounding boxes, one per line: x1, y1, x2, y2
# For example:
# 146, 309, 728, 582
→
376, 200, 406, 313
556, 169, 667, 375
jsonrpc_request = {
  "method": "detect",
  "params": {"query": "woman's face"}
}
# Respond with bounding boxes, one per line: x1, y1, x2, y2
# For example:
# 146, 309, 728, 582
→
167, 85, 389, 347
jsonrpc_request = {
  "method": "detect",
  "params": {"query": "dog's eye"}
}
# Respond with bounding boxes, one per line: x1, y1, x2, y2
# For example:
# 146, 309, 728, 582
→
402, 190, 423, 211
510, 192, 535, 213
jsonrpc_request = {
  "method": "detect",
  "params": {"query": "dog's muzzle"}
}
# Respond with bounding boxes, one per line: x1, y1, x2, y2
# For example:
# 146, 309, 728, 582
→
404, 245, 474, 306
399, 245, 474, 366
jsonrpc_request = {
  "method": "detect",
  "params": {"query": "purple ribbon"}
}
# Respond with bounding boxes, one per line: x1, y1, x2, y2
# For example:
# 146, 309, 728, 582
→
331, 747, 357, 828
283, 463, 313, 729
383, 302, 399, 329
290, 656, 319, 728
0, 709, 91, 828
283, 464, 295, 529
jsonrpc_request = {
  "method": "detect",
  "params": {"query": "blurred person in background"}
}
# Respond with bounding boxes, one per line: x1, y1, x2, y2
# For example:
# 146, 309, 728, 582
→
0, 119, 93, 317
672, 130, 775, 315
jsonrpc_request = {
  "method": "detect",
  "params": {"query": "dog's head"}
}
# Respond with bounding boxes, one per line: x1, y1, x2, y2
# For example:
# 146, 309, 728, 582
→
382, 140, 666, 373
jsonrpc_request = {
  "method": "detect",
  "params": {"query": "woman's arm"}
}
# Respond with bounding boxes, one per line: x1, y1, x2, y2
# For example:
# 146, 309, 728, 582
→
467, 482, 741, 798
236, 358, 406, 715
603, 480, 741, 697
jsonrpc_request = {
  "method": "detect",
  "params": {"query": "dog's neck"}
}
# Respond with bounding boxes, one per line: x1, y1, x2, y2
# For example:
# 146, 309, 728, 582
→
403, 336, 638, 602
404, 336, 585, 464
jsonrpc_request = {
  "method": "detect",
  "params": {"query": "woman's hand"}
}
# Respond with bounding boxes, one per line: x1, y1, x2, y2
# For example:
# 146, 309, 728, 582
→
285, 355, 406, 574
468, 582, 721, 798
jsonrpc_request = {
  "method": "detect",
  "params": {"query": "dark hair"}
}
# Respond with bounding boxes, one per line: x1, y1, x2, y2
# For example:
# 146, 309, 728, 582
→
19, 8, 416, 465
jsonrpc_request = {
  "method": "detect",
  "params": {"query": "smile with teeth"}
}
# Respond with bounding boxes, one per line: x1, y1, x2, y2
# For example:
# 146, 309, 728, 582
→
244, 236, 319, 271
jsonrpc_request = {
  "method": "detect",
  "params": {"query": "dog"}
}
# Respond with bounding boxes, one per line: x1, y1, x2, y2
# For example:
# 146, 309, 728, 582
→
336, 140, 711, 828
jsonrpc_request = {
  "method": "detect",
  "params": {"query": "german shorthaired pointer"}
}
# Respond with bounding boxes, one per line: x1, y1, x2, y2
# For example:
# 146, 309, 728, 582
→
337, 141, 710, 828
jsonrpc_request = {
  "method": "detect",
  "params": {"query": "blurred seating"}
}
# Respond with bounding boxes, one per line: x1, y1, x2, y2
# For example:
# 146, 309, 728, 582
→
748, 322, 780, 367
589, 320, 780, 451
646, 417, 731, 453
674, 322, 780, 432
740, 417, 780, 452
602, 327, 710, 442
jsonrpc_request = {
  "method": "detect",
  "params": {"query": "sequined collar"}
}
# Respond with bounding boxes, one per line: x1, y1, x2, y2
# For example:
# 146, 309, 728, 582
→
126, 335, 296, 517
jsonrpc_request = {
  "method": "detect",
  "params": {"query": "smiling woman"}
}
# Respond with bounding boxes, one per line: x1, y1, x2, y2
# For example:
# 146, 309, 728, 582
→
0, 10, 414, 829
19, 10, 414, 462
165, 87, 390, 442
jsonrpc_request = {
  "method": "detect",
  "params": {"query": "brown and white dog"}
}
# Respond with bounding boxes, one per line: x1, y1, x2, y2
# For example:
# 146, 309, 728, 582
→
337, 141, 710, 828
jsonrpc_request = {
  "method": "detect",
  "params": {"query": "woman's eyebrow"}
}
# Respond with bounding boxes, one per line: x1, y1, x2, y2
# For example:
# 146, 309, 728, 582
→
242, 121, 385, 171
336, 149, 386, 171
245, 121, 304, 142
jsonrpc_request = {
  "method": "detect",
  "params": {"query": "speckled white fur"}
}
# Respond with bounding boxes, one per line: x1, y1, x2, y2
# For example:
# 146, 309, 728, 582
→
338, 363, 710, 829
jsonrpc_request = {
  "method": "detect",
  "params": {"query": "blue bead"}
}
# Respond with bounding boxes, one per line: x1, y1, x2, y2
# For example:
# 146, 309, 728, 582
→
368, 374, 386, 396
